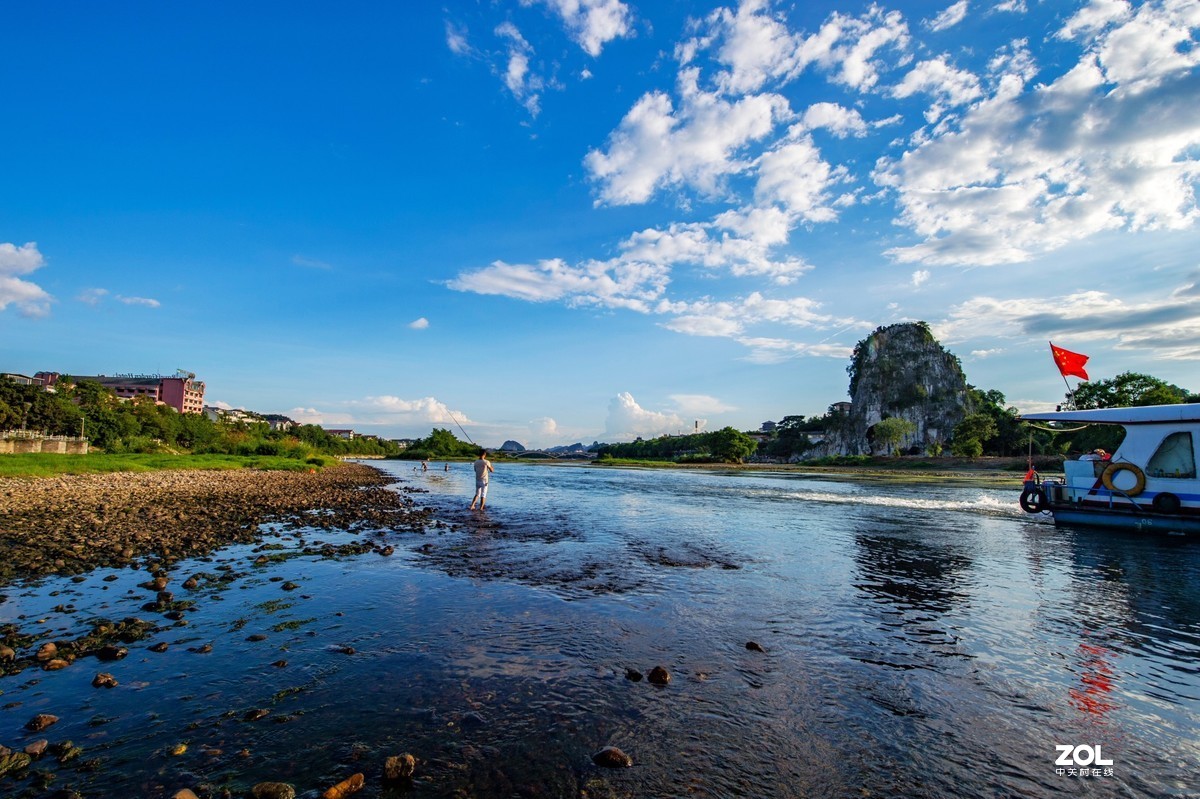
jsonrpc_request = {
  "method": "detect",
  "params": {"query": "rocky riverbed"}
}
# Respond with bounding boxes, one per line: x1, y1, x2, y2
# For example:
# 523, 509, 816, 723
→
0, 463, 432, 582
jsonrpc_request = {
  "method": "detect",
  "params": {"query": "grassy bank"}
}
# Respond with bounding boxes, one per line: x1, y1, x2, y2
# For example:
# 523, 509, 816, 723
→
0, 452, 336, 479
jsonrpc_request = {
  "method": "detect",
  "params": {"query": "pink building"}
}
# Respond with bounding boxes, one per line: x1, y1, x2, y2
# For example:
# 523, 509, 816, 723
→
36, 371, 206, 414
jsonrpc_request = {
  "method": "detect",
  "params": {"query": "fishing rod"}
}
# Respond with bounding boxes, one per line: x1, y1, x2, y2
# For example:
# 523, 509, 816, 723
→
446, 407, 476, 446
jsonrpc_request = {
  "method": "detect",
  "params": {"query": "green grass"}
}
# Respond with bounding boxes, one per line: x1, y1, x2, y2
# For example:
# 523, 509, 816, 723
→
0, 452, 335, 478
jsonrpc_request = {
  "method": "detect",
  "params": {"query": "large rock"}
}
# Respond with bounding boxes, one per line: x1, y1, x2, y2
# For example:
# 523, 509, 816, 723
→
819, 322, 972, 456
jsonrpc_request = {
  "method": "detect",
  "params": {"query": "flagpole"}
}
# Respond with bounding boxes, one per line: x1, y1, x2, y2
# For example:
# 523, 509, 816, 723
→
1050, 341, 1076, 409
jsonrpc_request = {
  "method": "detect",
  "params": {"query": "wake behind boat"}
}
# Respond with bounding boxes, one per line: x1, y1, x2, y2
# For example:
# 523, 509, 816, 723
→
1018, 404, 1200, 534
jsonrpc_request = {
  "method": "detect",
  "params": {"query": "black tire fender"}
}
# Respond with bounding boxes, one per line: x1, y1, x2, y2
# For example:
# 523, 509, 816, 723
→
1019, 488, 1045, 513
1152, 492, 1181, 514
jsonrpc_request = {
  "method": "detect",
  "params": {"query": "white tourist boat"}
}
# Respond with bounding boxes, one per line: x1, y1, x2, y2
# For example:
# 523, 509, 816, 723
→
1018, 404, 1200, 534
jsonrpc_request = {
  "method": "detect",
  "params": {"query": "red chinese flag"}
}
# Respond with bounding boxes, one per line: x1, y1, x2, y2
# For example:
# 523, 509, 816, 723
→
1050, 342, 1089, 380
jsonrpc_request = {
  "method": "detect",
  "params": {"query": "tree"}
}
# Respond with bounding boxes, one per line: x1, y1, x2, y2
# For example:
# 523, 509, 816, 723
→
950, 413, 998, 457
709, 427, 757, 463
1073, 372, 1192, 409
871, 417, 916, 456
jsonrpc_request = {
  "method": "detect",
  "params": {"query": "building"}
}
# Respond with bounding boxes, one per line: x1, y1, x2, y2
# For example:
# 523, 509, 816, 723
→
37, 371, 206, 414
325, 428, 355, 440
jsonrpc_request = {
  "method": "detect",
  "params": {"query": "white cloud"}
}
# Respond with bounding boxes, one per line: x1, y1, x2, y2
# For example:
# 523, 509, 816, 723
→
0, 242, 52, 317
670, 393, 736, 415
530, 416, 559, 440
877, 3, 1200, 267
409, 317, 430, 330
1057, 0, 1132, 41
289, 396, 476, 431
117, 296, 161, 308
933, 279, 1200, 360
754, 136, 844, 222
663, 315, 743, 337
927, 1, 969, 33
445, 21, 472, 56
970, 348, 1003, 358
800, 102, 868, 138
524, 0, 633, 56
292, 255, 333, 270
350, 395, 474, 424
891, 55, 983, 121
77, 288, 109, 306
603, 392, 689, 440
446, 257, 669, 312
496, 22, 543, 116
209, 400, 234, 410
911, 269, 931, 287
584, 72, 790, 205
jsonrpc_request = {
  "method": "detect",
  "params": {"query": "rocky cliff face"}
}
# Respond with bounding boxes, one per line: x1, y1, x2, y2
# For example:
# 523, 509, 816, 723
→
821, 322, 972, 456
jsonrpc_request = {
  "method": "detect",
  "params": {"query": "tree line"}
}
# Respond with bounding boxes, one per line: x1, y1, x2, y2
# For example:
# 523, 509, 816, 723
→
0, 377, 402, 459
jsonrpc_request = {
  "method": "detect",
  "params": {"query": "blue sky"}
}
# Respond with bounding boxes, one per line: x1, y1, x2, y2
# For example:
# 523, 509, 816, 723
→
3, 0, 1199, 447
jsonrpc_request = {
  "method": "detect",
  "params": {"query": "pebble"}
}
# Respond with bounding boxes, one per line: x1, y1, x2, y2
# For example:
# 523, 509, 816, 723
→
251, 783, 296, 799
648, 666, 671, 685
592, 746, 633, 768
93, 673, 119, 688
25, 713, 59, 732
624, 668, 643, 682
746, 641, 766, 652
321, 772, 365, 799
24, 739, 48, 757
384, 753, 417, 781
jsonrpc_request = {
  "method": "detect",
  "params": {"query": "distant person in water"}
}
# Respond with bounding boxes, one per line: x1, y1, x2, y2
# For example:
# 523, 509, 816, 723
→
444, 463, 450, 471
421, 459, 429, 472
469, 450, 494, 510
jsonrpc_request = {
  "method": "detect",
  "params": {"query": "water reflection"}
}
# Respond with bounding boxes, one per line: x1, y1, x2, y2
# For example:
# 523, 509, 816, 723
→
0, 464, 1196, 798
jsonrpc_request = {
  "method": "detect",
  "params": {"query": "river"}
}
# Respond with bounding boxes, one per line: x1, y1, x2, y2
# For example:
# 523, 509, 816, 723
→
1, 461, 1197, 798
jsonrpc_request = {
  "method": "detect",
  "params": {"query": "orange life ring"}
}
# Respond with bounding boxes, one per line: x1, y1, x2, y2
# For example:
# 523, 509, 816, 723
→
1101, 462, 1146, 497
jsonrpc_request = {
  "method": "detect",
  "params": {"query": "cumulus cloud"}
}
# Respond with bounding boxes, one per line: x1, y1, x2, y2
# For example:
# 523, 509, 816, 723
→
524, 0, 633, 56
0, 242, 52, 317
927, 1, 969, 33
603, 392, 689, 440
584, 74, 789, 205
878, 3, 1200, 267
530, 416, 559, 440
892, 55, 983, 121
911, 269, 931, 287
289, 396, 475, 430
409, 317, 430, 330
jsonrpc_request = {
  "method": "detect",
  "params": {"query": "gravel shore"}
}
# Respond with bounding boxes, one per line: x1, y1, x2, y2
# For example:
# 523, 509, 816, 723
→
0, 463, 429, 582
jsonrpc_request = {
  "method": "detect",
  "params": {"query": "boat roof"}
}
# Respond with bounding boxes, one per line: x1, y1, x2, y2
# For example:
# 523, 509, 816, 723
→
1019, 403, 1200, 425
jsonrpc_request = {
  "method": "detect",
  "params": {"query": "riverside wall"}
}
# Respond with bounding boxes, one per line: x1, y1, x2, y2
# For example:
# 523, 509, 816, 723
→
0, 431, 89, 454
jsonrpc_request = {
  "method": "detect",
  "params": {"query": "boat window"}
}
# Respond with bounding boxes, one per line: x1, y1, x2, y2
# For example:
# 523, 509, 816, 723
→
1146, 432, 1196, 479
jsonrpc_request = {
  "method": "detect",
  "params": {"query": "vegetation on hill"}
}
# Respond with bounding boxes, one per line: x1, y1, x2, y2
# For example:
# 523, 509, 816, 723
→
397, 428, 481, 460
0, 377, 402, 461
595, 426, 758, 464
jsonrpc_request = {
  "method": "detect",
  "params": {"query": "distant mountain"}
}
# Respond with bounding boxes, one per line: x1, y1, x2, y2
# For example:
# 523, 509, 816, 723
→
499, 440, 526, 452
544, 442, 594, 454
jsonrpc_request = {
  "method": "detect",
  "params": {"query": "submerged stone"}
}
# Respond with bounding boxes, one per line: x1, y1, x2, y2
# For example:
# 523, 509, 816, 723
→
592, 746, 633, 768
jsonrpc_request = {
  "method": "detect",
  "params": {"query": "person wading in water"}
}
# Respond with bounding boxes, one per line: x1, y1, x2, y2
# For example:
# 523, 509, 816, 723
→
469, 450, 495, 510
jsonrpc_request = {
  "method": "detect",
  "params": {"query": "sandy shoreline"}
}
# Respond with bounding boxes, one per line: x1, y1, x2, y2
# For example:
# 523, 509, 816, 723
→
0, 463, 429, 582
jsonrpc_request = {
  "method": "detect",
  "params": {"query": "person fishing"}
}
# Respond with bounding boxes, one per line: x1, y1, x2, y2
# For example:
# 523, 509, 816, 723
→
469, 450, 494, 510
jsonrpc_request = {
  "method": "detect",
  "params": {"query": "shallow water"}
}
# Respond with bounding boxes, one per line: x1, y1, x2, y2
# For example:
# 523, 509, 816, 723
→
1, 461, 1198, 798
